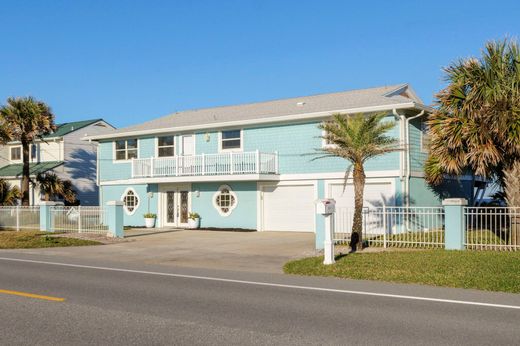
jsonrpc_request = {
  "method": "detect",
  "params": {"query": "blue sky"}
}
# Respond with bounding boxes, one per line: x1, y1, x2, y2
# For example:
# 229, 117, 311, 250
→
1, 0, 518, 128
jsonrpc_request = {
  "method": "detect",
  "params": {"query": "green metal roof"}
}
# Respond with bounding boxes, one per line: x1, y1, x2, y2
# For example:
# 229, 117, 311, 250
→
0, 161, 63, 178
44, 118, 103, 138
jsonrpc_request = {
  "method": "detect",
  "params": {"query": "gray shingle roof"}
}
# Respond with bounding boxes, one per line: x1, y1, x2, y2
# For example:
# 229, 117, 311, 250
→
99, 84, 424, 139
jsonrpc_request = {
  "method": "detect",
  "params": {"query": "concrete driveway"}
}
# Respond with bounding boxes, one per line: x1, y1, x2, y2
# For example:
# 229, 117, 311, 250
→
5, 230, 316, 273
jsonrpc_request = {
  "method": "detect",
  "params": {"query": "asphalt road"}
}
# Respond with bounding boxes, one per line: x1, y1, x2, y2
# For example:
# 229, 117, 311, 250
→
1, 253, 519, 345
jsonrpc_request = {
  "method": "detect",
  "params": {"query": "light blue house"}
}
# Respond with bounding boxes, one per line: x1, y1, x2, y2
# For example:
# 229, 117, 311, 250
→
87, 84, 473, 235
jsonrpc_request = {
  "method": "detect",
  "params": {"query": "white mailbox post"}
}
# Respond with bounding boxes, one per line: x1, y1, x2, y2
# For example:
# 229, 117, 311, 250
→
316, 198, 336, 265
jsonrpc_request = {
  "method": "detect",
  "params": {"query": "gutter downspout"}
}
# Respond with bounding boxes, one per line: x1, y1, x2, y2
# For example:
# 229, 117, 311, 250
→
393, 109, 425, 208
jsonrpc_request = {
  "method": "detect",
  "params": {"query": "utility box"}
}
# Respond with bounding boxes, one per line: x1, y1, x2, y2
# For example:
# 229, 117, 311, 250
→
316, 199, 336, 215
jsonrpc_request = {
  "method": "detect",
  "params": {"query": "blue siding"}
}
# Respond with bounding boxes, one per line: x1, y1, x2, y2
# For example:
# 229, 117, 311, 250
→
409, 177, 473, 206
100, 184, 158, 226
98, 115, 401, 181
191, 181, 257, 229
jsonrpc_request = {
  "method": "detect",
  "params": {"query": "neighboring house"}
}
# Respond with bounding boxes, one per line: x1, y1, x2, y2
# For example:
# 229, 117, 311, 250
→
87, 84, 473, 231
0, 119, 115, 205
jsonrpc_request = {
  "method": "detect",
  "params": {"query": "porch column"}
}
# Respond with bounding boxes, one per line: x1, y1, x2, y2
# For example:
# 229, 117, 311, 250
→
39, 201, 56, 232
106, 201, 124, 238
443, 198, 467, 250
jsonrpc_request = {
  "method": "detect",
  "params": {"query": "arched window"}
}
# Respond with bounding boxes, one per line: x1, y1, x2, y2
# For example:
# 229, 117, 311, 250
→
121, 188, 139, 215
213, 185, 237, 216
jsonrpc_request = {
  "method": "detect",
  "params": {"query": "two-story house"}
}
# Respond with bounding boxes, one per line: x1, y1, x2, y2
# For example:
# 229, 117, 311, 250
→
0, 119, 115, 205
87, 84, 474, 231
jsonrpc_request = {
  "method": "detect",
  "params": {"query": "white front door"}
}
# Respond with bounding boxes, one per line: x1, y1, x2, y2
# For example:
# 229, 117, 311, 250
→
181, 135, 195, 156
161, 185, 191, 227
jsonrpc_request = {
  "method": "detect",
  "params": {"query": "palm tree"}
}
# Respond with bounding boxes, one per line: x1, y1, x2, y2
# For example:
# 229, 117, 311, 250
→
319, 113, 402, 251
425, 39, 520, 192
0, 97, 56, 206
0, 179, 21, 206
36, 173, 76, 203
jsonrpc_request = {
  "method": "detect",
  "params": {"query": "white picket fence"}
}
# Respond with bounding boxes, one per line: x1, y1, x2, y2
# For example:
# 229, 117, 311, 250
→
464, 207, 520, 251
50, 206, 108, 234
334, 206, 445, 248
0, 206, 41, 230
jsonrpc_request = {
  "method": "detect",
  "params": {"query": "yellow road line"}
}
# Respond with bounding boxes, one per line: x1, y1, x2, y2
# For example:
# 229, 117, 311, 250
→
0, 289, 65, 302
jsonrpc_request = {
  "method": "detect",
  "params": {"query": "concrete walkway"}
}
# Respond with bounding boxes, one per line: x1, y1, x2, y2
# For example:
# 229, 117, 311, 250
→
4, 230, 316, 273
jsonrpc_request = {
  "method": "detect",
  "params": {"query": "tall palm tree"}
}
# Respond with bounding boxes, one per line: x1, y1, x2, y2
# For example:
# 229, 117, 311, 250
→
425, 39, 520, 191
319, 113, 402, 251
0, 97, 56, 205
36, 173, 76, 203
0, 179, 21, 206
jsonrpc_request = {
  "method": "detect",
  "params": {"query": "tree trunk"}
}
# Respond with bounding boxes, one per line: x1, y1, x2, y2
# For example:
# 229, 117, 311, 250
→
20, 139, 31, 206
350, 162, 366, 252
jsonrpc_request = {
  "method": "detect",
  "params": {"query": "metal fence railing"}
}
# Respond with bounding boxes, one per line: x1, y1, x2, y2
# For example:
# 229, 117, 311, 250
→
50, 206, 108, 234
464, 207, 520, 251
334, 206, 445, 249
0, 206, 41, 231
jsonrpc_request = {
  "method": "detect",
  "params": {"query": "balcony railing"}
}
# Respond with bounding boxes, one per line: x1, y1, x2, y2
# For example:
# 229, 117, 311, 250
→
131, 150, 278, 178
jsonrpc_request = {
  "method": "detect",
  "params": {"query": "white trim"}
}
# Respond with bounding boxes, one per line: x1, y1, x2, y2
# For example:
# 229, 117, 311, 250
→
321, 129, 337, 149
213, 184, 238, 217
9, 145, 22, 162
98, 170, 401, 186
85, 103, 424, 141
257, 180, 317, 232
218, 129, 243, 152
155, 135, 176, 158
278, 171, 401, 181
121, 187, 140, 215
113, 138, 139, 163
180, 134, 196, 156
157, 183, 192, 228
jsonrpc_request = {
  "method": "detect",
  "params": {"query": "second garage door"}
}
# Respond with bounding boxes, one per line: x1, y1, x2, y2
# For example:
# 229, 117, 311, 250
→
261, 184, 315, 232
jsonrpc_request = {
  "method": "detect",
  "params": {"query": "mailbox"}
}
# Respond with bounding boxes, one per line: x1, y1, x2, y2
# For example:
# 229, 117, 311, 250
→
316, 198, 336, 215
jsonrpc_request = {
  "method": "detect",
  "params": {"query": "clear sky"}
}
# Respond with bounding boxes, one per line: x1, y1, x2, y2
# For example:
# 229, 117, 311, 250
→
1, 0, 519, 128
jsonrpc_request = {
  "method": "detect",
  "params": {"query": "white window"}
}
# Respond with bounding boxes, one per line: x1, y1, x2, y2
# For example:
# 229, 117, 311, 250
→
121, 188, 139, 215
10, 146, 21, 161
115, 139, 138, 161
220, 130, 242, 151
421, 121, 430, 152
31, 145, 37, 160
157, 136, 175, 157
213, 184, 237, 216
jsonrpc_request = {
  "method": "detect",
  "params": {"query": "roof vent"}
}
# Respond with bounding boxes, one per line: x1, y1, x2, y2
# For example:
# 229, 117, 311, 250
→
296, 101, 306, 107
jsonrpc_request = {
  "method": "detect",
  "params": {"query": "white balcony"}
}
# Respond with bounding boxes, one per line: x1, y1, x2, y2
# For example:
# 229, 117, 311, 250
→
131, 151, 278, 179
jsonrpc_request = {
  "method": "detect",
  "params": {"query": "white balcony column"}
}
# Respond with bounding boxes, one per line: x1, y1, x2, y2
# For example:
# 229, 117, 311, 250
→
175, 156, 179, 176
256, 149, 260, 174
131, 158, 135, 177
201, 153, 205, 175
150, 157, 154, 177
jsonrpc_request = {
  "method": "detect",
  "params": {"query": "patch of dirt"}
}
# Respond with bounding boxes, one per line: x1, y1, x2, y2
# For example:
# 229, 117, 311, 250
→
50, 233, 132, 245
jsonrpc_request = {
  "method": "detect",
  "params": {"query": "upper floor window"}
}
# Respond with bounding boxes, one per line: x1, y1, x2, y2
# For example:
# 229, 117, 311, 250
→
421, 121, 430, 152
157, 136, 175, 157
220, 130, 242, 151
10, 146, 21, 161
115, 139, 138, 161
31, 144, 37, 160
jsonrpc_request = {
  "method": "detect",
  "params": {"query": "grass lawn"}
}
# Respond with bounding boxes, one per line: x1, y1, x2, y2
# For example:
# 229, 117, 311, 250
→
284, 250, 520, 293
0, 230, 102, 249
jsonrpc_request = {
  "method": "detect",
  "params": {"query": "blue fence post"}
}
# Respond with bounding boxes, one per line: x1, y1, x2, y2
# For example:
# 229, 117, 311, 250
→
106, 201, 124, 238
39, 201, 56, 232
443, 198, 467, 250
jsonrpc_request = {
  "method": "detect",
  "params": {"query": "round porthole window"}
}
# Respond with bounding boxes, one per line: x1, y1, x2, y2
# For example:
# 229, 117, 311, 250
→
121, 188, 140, 215
213, 185, 237, 216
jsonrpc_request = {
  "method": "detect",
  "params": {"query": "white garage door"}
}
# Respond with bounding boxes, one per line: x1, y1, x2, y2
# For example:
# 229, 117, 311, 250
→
262, 184, 315, 232
330, 182, 394, 235
329, 182, 394, 209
